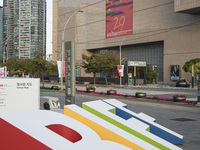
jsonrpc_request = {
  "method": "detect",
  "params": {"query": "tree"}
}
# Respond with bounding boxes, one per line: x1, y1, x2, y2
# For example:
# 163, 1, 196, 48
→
48, 62, 58, 76
100, 51, 120, 85
82, 54, 103, 85
4, 57, 18, 75
4, 52, 58, 85
4, 57, 32, 77
183, 58, 200, 73
32, 52, 50, 86
146, 69, 157, 83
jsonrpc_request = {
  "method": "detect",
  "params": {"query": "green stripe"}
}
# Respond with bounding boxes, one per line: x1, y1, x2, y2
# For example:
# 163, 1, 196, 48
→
82, 104, 171, 150
108, 108, 116, 114
146, 126, 150, 132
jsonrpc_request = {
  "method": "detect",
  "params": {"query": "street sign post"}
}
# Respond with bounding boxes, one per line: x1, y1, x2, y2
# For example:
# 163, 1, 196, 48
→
65, 41, 76, 105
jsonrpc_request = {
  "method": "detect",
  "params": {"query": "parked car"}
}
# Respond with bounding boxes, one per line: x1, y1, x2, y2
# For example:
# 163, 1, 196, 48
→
176, 79, 190, 87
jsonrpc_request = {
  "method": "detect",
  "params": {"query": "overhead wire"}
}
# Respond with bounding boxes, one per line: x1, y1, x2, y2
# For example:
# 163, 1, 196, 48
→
57, 0, 200, 46
58, 0, 174, 32
77, 19, 200, 45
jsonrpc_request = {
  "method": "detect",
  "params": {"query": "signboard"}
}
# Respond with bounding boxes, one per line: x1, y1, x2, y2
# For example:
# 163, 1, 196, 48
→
106, 0, 133, 38
0, 78, 40, 114
117, 65, 124, 77
170, 65, 180, 80
128, 61, 146, 67
65, 41, 75, 104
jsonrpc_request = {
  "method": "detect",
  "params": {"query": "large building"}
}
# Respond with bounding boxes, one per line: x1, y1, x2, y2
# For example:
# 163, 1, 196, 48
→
52, 0, 200, 83
2, 0, 46, 62
0, 6, 3, 64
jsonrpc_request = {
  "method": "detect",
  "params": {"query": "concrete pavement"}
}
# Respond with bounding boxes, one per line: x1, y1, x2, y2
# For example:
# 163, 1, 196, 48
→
42, 82, 198, 101
41, 92, 200, 150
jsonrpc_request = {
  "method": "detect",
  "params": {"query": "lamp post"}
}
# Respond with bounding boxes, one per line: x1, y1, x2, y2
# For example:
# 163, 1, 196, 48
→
60, 10, 83, 91
108, 30, 125, 86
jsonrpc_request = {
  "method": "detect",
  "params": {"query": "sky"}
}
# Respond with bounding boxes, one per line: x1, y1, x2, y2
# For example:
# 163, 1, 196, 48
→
0, 0, 53, 55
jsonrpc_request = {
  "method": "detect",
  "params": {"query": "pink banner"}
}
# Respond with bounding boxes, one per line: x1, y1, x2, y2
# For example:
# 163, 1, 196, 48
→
117, 65, 124, 77
106, 0, 133, 39
0, 67, 6, 77
63, 61, 65, 78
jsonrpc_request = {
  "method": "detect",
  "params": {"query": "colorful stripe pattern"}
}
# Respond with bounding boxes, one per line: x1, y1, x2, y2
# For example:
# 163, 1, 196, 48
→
103, 99, 183, 144
82, 100, 182, 150
0, 99, 183, 150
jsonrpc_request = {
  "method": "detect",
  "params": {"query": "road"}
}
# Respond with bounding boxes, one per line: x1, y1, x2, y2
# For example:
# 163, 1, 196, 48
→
41, 91, 200, 150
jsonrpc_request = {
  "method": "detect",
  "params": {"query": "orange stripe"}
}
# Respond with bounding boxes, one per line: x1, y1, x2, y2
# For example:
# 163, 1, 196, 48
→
64, 107, 145, 150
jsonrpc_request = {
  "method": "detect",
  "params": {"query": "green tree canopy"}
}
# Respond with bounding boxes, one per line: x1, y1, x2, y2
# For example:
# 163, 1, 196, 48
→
4, 57, 32, 77
82, 54, 103, 84
4, 52, 58, 85
182, 58, 200, 74
100, 51, 120, 84
146, 68, 157, 83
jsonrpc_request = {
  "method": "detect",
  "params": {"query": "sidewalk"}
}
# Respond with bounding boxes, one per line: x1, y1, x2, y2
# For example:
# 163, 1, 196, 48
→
42, 82, 199, 90
41, 82, 198, 101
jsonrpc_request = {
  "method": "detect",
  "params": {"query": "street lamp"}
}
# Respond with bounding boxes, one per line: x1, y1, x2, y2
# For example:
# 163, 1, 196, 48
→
60, 10, 83, 91
108, 30, 125, 86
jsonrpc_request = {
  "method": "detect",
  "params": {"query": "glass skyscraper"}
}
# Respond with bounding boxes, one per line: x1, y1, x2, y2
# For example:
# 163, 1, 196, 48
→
0, 6, 3, 64
3, 0, 46, 62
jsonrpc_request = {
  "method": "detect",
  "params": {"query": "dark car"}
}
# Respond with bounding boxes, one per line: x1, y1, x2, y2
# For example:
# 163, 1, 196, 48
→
176, 79, 190, 87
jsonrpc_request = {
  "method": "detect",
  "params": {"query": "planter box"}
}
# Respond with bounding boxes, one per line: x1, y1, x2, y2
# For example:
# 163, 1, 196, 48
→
51, 86, 60, 90
86, 88, 95, 93
135, 92, 146, 98
173, 96, 186, 102
107, 90, 117, 95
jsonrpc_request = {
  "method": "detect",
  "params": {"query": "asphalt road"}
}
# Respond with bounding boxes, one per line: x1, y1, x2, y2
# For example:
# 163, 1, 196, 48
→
41, 92, 200, 150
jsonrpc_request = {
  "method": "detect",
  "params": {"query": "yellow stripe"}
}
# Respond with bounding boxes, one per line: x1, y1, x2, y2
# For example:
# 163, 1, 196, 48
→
64, 107, 145, 150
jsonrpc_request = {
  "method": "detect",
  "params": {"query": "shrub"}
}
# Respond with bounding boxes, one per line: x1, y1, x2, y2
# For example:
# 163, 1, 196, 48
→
146, 69, 157, 83
86, 85, 96, 89
124, 94, 128, 97
89, 81, 112, 85
153, 96, 160, 101
76, 81, 84, 84
100, 92, 104, 95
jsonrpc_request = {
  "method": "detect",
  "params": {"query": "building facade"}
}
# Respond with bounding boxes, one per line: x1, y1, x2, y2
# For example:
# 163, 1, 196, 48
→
2, 0, 46, 62
46, 54, 52, 63
53, 0, 200, 83
0, 6, 3, 64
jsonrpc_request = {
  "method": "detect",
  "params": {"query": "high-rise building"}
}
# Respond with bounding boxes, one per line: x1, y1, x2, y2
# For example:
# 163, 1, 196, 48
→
53, 0, 200, 83
0, 6, 3, 64
3, 0, 46, 62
